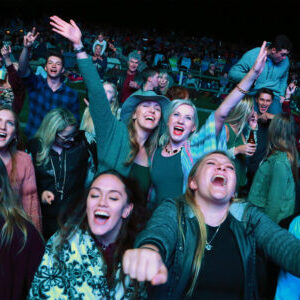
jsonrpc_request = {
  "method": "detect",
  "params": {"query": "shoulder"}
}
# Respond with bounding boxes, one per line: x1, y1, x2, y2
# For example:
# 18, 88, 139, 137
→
14, 150, 33, 162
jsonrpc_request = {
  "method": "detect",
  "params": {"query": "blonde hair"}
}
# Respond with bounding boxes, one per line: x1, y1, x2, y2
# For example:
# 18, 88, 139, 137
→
180, 151, 235, 296
35, 108, 77, 166
225, 96, 254, 138
159, 99, 199, 147
80, 82, 119, 134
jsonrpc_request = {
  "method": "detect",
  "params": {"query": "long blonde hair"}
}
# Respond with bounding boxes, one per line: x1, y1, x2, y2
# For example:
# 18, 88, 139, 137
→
225, 96, 254, 138
180, 151, 235, 296
35, 108, 77, 166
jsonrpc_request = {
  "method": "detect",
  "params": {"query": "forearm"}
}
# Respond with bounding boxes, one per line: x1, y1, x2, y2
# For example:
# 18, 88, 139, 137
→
215, 68, 258, 135
18, 47, 31, 77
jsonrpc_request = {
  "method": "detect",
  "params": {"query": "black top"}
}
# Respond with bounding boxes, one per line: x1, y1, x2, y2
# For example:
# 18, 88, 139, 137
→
0, 216, 44, 300
187, 216, 244, 299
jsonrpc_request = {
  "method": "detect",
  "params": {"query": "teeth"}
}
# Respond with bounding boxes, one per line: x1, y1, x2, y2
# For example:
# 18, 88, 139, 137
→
95, 211, 109, 218
0, 133, 7, 138
145, 116, 154, 121
174, 126, 184, 131
211, 175, 227, 186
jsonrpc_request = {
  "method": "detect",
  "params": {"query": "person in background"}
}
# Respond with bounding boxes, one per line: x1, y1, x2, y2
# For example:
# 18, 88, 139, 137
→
229, 35, 292, 114
0, 45, 25, 114
248, 113, 298, 224
18, 27, 79, 137
0, 105, 42, 232
28, 108, 91, 240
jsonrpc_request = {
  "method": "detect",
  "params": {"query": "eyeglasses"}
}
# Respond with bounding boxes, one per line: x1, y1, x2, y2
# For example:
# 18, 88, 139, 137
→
56, 131, 78, 142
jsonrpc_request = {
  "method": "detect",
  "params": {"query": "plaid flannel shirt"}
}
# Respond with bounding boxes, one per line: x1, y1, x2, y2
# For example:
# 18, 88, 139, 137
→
23, 72, 79, 137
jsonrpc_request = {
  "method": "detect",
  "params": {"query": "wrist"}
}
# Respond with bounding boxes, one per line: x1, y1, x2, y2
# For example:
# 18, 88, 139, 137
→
140, 245, 160, 253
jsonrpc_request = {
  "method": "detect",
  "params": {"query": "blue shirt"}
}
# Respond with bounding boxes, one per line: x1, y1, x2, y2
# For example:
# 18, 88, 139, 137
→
23, 72, 79, 137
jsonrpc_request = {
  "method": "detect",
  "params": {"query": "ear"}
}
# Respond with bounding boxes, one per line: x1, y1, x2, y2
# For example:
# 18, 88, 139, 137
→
44, 65, 47, 72
122, 203, 134, 219
189, 178, 197, 191
61, 67, 65, 73
191, 125, 196, 133
132, 112, 137, 121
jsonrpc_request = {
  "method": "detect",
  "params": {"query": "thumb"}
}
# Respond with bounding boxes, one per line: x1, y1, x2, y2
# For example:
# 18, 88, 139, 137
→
151, 264, 168, 285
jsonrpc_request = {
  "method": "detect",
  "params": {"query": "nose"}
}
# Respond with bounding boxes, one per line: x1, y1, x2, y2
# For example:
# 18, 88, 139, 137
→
0, 121, 5, 130
217, 164, 226, 171
98, 194, 108, 206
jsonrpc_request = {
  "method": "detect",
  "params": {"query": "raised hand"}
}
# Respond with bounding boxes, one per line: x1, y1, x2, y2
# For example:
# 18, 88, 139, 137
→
41, 190, 55, 205
286, 81, 297, 99
1, 45, 11, 58
24, 27, 39, 48
50, 16, 82, 46
252, 41, 268, 77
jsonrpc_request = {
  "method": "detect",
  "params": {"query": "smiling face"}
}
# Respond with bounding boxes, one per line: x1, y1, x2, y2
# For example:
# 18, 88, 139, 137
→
94, 45, 102, 56
256, 92, 273, 114
270, 48, 289, 64
86, 174, 133, 245
133, 101, 162, 132
189, 153, 236, 205
45, 56, 64, 79
158, 74, 168, 88
0, 109, 16, 150
168, 104, 196, 145
128, 58, 139, 73
103, 83, 116, 104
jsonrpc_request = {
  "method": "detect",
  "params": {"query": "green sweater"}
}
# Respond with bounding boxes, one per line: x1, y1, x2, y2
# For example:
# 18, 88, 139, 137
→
77, 58, 133, 176
248, 151, 295, 223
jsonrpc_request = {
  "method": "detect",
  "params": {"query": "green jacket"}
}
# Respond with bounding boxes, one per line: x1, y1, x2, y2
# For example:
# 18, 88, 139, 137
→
135, 198, 300, 300
77, 58, 133, 176
248, 151, 295, 223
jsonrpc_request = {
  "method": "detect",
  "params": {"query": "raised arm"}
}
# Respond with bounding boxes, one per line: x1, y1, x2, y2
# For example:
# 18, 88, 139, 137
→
18, 27, 39, 78
214, 42, 267, 136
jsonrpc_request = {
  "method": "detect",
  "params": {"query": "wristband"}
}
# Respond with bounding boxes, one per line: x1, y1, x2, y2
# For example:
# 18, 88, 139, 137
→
73, 43, 85, 53
236, 85, 249, 94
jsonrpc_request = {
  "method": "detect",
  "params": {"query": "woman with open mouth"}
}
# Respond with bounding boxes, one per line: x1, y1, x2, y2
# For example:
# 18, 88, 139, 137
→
0, 105, 42, 232
49, 16, 170, 199
123, 151, 300, 299
29, 170, 148, 299
148, 43, 267, 209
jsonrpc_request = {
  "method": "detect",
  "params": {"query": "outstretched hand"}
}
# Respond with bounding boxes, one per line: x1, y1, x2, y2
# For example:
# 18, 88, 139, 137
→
50, 16, 82, 46
24, 27, 39, 48
252, 41, 268, 77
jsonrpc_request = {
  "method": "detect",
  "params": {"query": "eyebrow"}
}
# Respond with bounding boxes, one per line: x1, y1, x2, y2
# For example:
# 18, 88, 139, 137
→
89, 187, 122, 195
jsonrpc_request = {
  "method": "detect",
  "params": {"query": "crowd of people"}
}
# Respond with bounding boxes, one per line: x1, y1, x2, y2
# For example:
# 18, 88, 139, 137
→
0, 14, 300, 299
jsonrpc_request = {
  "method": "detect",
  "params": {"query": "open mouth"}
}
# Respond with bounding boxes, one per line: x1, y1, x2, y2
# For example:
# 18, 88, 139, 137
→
173, 126, 184, 136
211, 175, 227, 187
0, 132, 7, 140
145, 116, 155, 121
94, 211, 110, 225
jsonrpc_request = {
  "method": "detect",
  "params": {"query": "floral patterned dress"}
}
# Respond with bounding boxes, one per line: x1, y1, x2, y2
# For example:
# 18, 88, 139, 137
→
28, 229, 141, 299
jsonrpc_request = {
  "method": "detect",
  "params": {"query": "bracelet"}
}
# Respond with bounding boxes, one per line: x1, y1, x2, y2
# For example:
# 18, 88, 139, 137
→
140, 246, 159, 253
73, 43, 85, 53
236, 85, 249, 94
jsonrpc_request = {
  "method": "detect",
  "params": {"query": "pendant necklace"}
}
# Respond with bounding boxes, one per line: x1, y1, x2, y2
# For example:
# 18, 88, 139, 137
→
205, 223, 222, 251
50, 151, 67, 201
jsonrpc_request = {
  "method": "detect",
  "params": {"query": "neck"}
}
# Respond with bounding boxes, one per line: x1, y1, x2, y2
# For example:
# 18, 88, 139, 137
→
47, 76, 62, 92
127, 69, 136, 76
143, 82, 152, 91
0, 149, 11, 164
168, 138, 186, 149
52, 143, 63, 155
195, 196, 230, 226
134, 123, 151, 147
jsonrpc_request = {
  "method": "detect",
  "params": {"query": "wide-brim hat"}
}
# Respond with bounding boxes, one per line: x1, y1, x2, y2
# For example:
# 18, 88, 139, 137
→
120, 90, 170, 124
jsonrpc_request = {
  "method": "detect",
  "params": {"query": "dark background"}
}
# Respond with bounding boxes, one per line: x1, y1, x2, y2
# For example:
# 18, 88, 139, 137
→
1, 0, 300, 51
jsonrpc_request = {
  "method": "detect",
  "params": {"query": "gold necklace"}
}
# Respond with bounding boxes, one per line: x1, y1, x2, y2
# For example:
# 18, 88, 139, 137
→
164, 144, 183, 155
